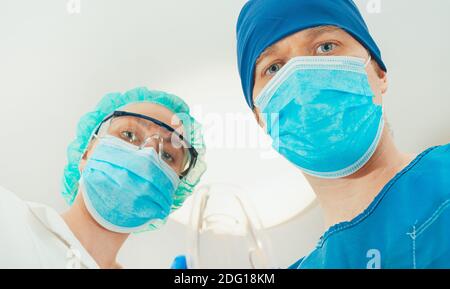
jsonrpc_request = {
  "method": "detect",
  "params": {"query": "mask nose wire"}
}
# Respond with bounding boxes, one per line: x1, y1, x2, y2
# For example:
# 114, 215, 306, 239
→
140, 134, 163, 153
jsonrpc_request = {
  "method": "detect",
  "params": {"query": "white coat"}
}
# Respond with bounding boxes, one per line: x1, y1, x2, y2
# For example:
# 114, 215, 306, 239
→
0, 186, 99, 269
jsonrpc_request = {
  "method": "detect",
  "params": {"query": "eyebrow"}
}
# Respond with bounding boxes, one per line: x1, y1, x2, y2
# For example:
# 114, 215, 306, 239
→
255, 45, 278, 67
255, 26, 341, 67
305, 25, 341, 39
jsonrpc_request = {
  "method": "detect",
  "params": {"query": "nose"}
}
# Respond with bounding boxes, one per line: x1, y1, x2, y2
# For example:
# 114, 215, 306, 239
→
141, 135, 163, 153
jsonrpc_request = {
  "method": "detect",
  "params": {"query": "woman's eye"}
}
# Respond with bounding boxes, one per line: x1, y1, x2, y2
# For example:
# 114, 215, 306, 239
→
317, 42, 337, 54
161, 151, 174, 163
265, 63, 282, 76
120, 131, 137, 143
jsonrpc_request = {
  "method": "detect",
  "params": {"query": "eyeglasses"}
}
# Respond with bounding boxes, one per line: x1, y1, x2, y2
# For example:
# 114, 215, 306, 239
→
94, 111, 198, 177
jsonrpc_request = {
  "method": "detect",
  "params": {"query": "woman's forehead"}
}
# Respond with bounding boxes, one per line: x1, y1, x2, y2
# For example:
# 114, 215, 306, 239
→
120, 102, 185, 133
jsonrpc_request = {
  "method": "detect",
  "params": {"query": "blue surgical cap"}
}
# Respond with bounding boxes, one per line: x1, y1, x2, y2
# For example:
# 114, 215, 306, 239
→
236, 0, 387, 108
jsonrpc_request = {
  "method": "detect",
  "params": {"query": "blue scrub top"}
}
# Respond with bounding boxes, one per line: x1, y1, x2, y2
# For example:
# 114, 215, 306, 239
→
290, 143, 450, 269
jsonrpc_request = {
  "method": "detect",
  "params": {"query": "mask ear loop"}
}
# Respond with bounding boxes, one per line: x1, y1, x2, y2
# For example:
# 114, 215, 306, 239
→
364, 53, 372, 68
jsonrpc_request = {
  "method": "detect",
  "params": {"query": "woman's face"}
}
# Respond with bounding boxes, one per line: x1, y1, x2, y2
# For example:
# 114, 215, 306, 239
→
79, 103, 187, 175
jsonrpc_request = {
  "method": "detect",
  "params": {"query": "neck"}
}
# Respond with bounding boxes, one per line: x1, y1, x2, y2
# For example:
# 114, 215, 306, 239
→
305, 128, 415, 229
61, 190, 129, 269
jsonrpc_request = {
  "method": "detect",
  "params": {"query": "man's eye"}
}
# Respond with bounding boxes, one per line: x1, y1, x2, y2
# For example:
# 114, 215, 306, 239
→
161, 151, 174, 163
120, 131, 138, 143
316, 42, 337, 54
265, 63, 283, 76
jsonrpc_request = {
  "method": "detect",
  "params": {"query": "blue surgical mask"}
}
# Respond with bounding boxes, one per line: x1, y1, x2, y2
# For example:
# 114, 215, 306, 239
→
80, 135, 180, 233
255, 56, 384, 179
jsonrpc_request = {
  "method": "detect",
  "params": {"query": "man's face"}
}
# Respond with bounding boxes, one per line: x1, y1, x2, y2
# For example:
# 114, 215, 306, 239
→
252, 26, 388, 125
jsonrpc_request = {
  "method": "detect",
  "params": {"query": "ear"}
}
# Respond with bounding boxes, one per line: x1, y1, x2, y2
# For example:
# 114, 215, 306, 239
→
378, 69, 388, 95
78, 150, 89, 173
372, 61, 388, 96
253, 107, 265, 129
78, 139, 98, 173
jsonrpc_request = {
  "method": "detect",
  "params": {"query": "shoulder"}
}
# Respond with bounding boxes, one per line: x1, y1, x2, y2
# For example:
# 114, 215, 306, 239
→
0, 186, 28, 217
383, 144, 450, 217
0, 186, 38, 263
288, 257, 305, 269
418, 143, 450, 167
402, 144, 450, 190
0, 186, 31, 234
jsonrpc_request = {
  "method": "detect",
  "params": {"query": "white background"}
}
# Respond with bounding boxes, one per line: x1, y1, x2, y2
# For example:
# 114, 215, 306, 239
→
0, 0, 449, 268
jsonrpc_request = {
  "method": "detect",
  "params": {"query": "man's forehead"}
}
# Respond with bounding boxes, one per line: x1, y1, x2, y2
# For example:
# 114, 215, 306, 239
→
255, 26, 343, 65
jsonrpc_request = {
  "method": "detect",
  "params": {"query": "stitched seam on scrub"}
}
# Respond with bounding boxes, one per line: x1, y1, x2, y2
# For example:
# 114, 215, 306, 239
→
407, 224, 418, 269
415, 199, 450, 237
406, 199, 450, 269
